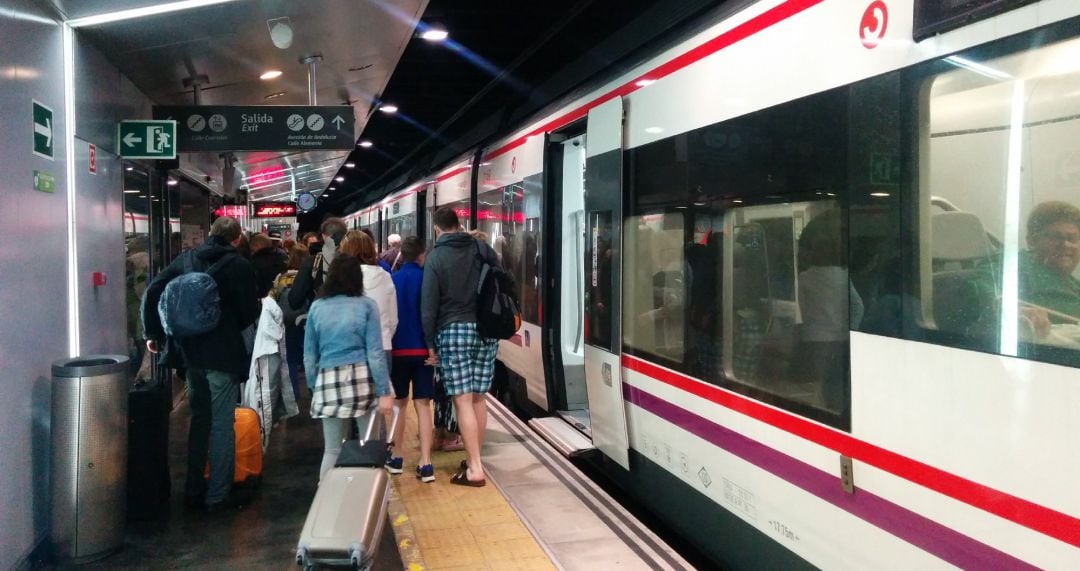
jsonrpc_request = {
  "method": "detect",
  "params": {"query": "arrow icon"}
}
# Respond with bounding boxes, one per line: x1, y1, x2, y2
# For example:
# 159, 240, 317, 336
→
331, 115, 346, 129
123, 132, 142, 148
34, 117, 52, 148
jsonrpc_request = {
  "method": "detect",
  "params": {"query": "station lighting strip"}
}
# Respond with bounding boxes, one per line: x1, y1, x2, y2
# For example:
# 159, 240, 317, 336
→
62, 0, 243, 355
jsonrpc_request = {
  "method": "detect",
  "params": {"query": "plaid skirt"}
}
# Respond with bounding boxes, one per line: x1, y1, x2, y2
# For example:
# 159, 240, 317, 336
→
310, 363, 375, 419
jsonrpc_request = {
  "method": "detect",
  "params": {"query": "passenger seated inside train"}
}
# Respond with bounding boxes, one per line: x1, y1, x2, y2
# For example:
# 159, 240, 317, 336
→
1018, 201, 1080, 347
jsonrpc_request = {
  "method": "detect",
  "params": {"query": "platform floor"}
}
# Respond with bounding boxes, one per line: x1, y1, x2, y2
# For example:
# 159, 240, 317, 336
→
389, 395, 692, 571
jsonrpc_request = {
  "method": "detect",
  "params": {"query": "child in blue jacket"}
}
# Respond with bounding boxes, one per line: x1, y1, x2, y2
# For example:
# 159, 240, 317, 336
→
384, 237, 436, 482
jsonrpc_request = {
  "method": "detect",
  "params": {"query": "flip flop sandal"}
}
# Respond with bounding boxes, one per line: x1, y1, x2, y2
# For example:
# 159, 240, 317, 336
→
450, 470, 485, 487
459, 460, 468, 471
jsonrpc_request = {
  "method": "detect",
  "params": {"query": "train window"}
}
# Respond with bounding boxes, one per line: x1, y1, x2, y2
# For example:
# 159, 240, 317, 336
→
623, 212, 687, 364
587, 210, 616, 350
916, 31, 1080, 365
477, 180, 543, 324
441, 198, 472, 232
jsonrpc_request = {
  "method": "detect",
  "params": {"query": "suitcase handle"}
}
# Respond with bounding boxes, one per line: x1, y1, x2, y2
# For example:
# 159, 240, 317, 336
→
362, 404, 400, 445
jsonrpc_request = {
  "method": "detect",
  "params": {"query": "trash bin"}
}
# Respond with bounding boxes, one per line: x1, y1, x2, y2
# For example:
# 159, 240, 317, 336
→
50, 355, 129, 563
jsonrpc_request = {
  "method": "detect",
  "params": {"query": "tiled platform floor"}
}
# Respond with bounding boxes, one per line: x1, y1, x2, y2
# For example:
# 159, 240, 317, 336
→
388, 400, 556, 571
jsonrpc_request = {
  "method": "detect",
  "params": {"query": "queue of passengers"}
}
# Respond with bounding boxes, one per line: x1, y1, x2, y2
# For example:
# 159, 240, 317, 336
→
140, 207, 502, 511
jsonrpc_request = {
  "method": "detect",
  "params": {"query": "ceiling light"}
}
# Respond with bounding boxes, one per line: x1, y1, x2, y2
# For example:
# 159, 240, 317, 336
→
378, 104, 398, 114
635, 79, 655, 87
167, 179, 178, 186
359, 140, 373, 148
733, 199, 743, 203
345, 162, 355, 168
335, 176, 344, 182
870, 192, 891, 197
264, 91, 287, 100
123, 189, 140, 194
66, 0, 242, 27
260, 70, 283, 80
125, 166, 134, 171
645, 126, 664, 134
328, 186, 336, 190
694, 202, 706, 206
676, 206, 687, 209
420, 28, 448, 42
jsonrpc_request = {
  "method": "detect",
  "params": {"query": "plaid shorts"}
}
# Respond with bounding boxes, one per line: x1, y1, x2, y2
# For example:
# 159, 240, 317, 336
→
436, 322, 499, 396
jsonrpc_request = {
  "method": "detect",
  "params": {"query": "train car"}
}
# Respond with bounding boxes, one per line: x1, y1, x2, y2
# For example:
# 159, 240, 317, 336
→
347, 1, 1080, 567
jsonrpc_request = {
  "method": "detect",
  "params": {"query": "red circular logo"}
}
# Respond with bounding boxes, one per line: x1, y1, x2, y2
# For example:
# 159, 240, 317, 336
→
860, 0, 888, 49
511, 156, 517, 174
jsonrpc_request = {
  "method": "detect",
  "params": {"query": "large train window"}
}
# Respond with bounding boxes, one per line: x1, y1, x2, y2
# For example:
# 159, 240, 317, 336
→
914, 27, 1080, 366
477, 179, 543, 324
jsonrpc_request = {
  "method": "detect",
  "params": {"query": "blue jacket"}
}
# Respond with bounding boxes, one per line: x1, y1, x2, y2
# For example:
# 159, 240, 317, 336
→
303, 295, 391, 395
391, 262, 427, 356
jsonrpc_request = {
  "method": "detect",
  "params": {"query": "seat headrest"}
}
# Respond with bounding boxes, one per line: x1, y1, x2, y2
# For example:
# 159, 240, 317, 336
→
932, 212, 992, 261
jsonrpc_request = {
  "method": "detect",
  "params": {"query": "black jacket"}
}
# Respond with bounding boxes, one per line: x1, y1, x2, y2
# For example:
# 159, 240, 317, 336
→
251, 247, 287, 298
141, 236, 260, 378
287, 253, 327, 310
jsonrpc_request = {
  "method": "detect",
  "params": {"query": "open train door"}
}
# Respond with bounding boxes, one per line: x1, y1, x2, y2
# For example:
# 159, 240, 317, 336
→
583, 97, 629, 469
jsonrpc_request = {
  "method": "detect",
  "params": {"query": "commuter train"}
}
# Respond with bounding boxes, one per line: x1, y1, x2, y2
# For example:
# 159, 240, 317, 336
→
345, 1, 1080, 567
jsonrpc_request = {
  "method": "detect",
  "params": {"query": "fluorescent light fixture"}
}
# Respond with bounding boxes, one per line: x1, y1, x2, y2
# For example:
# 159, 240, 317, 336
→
675, 206, 688, 209
125, 166, 134, 171
644, 126, 664, 134
870, 192, 891, 197
359, 140, 373, 148
335, 176, 345, 182
420, 28, 448, 41
635, 79, 655, 87
694, 202, 706, 206
260, 70, 283, 80
67, 0, 242, 27
944, 55, 1011, 80
345, 162, 355, 168
378, 104, 398, 114
64, 24, 80, 356
732, 199, 743, 204
264, 91, 287, 100
167, 178, 178, 186
328, 186, 336, 190
123, 189, 140, 194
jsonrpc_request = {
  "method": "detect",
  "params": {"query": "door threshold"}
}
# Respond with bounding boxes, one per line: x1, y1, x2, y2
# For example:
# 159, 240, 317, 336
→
528, 416, 595, 458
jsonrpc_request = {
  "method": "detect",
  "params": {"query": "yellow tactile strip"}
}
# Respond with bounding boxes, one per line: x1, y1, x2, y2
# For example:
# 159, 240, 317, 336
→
388, 402, 557, 571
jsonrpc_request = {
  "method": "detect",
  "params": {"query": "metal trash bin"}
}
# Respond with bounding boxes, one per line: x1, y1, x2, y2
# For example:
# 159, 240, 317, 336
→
50, 355, 129, 563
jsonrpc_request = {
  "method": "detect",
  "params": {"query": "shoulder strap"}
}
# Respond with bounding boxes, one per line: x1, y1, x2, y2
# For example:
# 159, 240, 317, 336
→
312, 253, 325, 280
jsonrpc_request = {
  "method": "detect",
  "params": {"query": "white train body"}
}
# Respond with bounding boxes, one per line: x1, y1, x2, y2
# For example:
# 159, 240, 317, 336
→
349, 1, 1080, 567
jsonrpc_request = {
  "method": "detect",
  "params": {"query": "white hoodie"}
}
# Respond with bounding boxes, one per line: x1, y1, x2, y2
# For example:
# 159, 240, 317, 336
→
361, 264, 398, 351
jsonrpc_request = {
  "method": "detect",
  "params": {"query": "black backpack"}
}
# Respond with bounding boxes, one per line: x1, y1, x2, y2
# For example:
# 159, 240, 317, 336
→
474, 239, 521, 340
157, 253, 236, 338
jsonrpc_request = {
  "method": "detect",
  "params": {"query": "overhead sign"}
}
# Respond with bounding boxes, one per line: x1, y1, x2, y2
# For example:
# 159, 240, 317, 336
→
153, 105, 355, 152
253, 202, 298, 218
33, 100, 54, 160
118, 120, 177, 159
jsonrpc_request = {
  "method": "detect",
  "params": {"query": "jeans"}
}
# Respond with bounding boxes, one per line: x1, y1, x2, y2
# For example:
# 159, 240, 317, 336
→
285, 324, 305, 399
320, 417, 364, 480
186, 368, 237, 505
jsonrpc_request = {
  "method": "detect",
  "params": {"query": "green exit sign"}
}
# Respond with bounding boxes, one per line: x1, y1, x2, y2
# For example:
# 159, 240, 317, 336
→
118, 120, 176, 159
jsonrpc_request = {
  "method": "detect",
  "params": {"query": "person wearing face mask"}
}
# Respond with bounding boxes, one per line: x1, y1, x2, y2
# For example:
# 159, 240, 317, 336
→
287, 217, 348, 391
1019, 201, 1080, 335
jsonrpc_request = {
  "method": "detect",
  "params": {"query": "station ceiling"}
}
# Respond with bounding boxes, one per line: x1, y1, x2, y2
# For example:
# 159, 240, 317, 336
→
56, 0, 725, 217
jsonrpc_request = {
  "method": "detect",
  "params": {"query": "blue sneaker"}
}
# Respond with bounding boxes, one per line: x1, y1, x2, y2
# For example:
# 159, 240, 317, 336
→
416, 464, 435, 483
385, 456, 403, 475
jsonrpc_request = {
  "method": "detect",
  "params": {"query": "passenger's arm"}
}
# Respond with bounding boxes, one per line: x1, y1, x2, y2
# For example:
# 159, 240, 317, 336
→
364, 301, 392, 397
384, 279, 398, 339
140, 255, 184, 344
421, 261, 439, 349
303, 309, 319, 377
288, 256, 315, 308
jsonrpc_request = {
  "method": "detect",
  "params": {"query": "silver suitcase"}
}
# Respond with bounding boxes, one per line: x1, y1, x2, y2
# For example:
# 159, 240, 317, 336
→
296, 407, 398, 570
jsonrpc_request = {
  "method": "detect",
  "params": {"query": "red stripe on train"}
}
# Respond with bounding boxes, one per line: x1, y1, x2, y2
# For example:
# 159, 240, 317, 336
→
622, 354, 1080, 548
483, 0, 828, 161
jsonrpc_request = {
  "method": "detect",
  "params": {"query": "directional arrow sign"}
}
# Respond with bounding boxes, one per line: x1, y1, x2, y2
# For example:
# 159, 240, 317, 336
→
118, 120, 176, 159
154, 105, 354, 152
33, 100, 54, 160
331, 115, 346, 129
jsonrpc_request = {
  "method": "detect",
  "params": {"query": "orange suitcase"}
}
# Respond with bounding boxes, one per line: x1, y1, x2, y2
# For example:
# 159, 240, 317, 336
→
204, 406, 263, 484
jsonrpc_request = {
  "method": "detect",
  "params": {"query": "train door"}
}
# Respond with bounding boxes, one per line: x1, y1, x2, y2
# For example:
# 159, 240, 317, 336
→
539, 130, 590, 430
583, 98, 630, 469
416, 189, 428, 244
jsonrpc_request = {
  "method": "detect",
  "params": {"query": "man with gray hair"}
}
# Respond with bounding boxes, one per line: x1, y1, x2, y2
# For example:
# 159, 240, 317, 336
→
142, 216, 260, 513
379, 233, 403, 272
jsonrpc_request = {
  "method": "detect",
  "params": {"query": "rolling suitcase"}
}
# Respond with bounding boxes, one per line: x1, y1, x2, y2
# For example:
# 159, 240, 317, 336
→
127, 377, 171, 521
204, 406, 263, 485
296, 407, 398, 571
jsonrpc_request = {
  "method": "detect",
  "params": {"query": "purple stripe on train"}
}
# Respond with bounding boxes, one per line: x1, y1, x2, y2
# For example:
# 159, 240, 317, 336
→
622, 383, 1038, 570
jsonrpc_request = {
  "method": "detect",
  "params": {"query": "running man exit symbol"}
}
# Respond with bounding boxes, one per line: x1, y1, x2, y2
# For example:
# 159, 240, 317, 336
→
118, 120, 176, 159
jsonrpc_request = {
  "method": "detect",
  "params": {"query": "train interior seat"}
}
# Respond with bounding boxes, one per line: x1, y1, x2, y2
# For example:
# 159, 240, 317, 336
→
930, 211, 998, 336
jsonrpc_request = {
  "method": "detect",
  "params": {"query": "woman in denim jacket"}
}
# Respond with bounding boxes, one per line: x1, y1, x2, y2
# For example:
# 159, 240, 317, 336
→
304, 256, 394, 479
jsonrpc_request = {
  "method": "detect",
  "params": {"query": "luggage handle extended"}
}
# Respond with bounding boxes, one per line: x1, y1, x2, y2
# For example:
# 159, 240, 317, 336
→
362, 404, 400, 445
